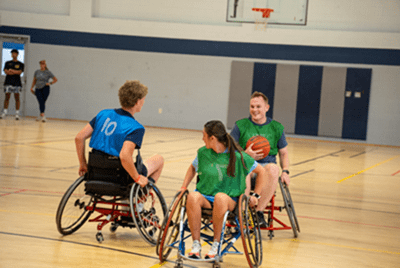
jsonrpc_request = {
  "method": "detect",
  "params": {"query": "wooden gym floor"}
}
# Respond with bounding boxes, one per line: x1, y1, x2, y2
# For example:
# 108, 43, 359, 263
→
1, 117, 399, 268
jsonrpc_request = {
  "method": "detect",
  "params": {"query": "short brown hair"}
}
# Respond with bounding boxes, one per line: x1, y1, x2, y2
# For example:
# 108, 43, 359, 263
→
251, 91, 269, 104
118, 80, 148, 108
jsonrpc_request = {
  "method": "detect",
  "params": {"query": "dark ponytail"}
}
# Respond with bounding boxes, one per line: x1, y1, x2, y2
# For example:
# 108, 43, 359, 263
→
204, 120, 246, 177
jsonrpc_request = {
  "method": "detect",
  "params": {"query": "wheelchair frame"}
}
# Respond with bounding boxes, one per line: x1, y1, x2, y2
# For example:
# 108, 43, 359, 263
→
55, 175, 167, 245
156, 190, 263, 268
261, 179, 300, 239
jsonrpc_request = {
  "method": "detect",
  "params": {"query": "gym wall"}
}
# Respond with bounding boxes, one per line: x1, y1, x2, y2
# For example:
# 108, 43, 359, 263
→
0, 1, 399, 146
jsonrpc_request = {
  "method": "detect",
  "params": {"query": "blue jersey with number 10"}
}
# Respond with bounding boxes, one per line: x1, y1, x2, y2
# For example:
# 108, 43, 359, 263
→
89, 109, 145, 157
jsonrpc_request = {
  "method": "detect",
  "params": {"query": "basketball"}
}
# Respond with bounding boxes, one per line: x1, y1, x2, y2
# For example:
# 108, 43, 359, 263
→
246, 136, 270, 158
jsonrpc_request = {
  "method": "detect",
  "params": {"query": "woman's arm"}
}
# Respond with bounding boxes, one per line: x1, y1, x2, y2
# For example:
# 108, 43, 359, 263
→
47, 76, 58, 86
180, 164, 196, 191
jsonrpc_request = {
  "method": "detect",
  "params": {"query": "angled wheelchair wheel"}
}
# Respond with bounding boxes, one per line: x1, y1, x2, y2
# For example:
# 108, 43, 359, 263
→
239, 195, 263, 268
56, 176, 93, 235
157, 190, 188, 262
279, 180, 300, 238
130, 180, 167, 246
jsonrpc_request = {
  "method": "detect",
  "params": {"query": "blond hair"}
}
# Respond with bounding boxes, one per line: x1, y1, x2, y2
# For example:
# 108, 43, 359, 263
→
39, 60, 48, 70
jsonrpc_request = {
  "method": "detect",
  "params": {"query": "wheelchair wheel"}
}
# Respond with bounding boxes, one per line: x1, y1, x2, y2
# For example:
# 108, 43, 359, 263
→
56, 176, 93, 235
239, 195, 262, 268
279, 180, 300, 238
130, 180, 167, 246
157, 190, 188, 262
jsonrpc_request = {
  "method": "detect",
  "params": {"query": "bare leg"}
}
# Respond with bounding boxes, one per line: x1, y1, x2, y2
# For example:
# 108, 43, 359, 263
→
186, 192, 212, 241
14, 93, 20, 110
3, 93, 11, 109
257, 163, 279, 212
212, 193, 236, 242
144, 154, 164, 182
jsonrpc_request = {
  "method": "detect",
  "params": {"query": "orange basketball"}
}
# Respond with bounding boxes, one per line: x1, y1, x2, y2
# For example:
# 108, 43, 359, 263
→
246, 136, 270, 158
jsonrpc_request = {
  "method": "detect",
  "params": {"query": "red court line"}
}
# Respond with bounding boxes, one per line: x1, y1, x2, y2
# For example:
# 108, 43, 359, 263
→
293, 214, 400, 230
391, 170, 400, 176
1, 187, 65, 195
0, 189, 28, 197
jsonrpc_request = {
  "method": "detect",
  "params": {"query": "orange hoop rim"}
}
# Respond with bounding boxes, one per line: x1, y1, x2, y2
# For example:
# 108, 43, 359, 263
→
251, 8, 274, 18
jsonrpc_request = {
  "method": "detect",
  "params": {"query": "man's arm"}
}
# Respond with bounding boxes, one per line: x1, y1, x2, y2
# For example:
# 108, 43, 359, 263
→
120, 140, 148, 187
278, 146, 290, 185
75, 123, 93, 176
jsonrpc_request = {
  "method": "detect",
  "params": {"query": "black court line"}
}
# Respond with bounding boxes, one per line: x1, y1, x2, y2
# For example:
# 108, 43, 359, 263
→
292, 149, 346, 166
291, 169, 315, 178
349, 151, 367, 158
0, 231, 158, 258
0, 232, 198, 268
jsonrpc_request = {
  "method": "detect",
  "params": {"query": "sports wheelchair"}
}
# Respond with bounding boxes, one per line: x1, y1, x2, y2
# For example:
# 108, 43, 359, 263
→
156, 190, 262, 268
259, 179, 300, 239
56, 151, 167, 245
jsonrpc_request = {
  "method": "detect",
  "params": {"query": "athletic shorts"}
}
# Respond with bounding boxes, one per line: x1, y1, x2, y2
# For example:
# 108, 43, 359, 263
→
4, 85, 21, 93
195, 190, 239, 207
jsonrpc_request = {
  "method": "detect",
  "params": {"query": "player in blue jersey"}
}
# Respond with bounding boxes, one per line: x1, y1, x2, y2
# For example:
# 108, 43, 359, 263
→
75, 80, 164, 187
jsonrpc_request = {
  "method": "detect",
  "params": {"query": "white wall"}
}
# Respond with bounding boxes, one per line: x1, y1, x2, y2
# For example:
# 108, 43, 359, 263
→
1, 0, 399, 146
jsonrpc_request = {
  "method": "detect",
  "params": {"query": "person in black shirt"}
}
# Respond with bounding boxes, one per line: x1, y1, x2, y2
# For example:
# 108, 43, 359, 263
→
1, 49, 24, 120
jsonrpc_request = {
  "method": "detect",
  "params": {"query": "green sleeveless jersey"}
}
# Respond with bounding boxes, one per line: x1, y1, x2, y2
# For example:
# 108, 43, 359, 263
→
196, 146, 255, 197
236, 118, 284, 156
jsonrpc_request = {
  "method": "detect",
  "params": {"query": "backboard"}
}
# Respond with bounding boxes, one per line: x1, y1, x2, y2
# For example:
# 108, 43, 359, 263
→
226, 0, 308, 26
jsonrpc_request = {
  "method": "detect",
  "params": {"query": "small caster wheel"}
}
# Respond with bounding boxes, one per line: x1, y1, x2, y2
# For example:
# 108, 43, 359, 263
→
96, 232, 104, 243
174, 259, 183, 268
213, 262, 221, 268
268, 230, 274, 240
110, 224, 118, 233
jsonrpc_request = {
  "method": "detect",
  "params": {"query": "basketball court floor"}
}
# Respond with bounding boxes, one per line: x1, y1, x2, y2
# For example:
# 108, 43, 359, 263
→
1, 117, 399, 267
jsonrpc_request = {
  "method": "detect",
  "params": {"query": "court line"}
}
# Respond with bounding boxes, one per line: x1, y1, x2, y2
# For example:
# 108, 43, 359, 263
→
291, 169, 315, 178
292, 149, 346, 166
290, 238, 400, 255
392, 170, 400, 176
294, 214, 400, 229
336, 155, 400, 183
0, 231, 159, 259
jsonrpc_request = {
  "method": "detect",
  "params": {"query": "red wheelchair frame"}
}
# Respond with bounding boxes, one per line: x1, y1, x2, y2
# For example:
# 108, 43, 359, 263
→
261, 179, 300, 239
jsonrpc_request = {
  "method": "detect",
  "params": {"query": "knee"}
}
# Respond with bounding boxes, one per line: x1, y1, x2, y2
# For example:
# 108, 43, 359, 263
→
213, 193, 230, 209
187, 191, 203, 205
264, 165, 279, 180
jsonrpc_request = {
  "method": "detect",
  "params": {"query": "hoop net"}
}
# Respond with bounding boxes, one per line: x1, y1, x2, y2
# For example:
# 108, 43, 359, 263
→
252, 8, 274, 31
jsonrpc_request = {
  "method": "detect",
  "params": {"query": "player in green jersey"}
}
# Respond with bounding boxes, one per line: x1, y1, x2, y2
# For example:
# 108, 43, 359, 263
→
180, 120, 267, 259
230, 91, 290, 227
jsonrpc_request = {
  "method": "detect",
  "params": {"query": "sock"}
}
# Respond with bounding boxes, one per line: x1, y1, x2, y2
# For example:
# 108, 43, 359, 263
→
3, 109, 7, 114
16, 110, 20, 115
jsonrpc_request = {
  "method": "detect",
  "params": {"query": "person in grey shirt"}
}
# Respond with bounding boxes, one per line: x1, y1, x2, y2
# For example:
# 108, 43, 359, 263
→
30, 60, 58, 122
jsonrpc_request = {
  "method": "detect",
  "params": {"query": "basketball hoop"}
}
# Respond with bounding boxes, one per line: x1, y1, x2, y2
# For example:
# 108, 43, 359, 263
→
252, 8, 274, 31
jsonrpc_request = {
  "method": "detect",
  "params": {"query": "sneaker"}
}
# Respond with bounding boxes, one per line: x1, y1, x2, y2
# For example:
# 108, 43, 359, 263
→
188, 240, 202, 259
0, 113, 4, 119
256, 211, 268, 228
205, 241, 219, 259
41, 116, 46, 122
15, 114, 20, 120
